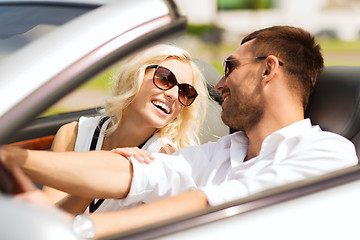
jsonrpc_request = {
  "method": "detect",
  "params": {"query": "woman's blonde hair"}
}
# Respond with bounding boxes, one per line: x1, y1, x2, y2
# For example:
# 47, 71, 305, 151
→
102, 44, 208, 149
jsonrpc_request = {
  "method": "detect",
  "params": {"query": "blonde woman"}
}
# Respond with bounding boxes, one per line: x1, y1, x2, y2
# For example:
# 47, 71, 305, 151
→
42, 44, 208, 213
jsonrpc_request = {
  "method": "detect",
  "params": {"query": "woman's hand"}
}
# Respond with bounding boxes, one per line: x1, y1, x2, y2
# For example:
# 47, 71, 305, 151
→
111, 147, 154, 164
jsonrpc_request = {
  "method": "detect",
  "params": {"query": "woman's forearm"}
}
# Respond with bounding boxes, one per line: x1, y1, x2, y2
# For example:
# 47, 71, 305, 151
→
0, 146, 133, 199
90, 190, 209, 238
57, 195, 93, 214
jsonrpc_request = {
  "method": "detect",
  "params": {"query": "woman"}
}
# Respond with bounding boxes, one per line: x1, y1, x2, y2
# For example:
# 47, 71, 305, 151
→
42, 44, 208, 213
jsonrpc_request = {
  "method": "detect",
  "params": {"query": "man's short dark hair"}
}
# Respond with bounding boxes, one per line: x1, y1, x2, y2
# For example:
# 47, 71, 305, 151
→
242, 26, 324, 108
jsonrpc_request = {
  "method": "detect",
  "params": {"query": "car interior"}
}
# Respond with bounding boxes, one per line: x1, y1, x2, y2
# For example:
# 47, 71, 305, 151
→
1, 1, 358, 239
305, 66, 360, 158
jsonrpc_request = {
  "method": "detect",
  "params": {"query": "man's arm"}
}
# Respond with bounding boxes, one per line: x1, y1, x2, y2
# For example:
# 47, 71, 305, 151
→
0, 145, 133, 199
90, 190, 208, 238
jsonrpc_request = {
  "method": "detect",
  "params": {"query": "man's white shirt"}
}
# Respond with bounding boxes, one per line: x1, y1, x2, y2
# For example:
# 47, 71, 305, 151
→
117, 119, 358, 209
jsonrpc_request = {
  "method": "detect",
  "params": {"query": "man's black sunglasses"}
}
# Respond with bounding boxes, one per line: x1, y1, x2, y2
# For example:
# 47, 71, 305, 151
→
223, 56, 284, 77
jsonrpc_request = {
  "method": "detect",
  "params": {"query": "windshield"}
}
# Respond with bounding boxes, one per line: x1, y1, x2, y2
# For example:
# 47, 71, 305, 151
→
0, 4, 96, 61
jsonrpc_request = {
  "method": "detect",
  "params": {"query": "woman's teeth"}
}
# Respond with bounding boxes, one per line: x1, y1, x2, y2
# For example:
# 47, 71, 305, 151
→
152, 101, 171, 114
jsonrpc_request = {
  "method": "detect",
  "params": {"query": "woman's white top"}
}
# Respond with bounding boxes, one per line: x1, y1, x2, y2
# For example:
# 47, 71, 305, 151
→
74, 116, 175, 212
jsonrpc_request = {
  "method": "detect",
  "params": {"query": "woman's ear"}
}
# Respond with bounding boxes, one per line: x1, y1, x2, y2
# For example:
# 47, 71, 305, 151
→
262, 55, 281, 83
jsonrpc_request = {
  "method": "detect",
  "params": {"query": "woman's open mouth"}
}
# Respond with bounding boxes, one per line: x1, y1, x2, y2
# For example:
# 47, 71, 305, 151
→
152, 100, 171, 114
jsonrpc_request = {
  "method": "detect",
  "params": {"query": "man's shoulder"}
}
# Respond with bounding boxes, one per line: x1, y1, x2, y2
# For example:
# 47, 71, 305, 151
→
286, 128, 358, 163
280, 119, 353, 146
300, 127, 353, 145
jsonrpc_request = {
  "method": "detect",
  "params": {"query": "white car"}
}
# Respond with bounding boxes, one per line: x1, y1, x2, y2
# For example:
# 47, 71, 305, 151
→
0, 0, 359, 239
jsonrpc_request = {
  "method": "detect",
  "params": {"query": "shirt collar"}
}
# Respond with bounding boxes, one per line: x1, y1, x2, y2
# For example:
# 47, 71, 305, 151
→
272, 118, 313, 139
259, 118, 316, 158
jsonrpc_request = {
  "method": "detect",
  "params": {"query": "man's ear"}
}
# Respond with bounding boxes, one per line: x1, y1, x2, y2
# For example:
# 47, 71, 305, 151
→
262, 55, 281, 83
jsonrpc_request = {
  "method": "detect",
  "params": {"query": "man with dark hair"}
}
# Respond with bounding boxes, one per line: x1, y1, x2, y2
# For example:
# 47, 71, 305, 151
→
1, 26, 358, 238
240, 26, 323, 108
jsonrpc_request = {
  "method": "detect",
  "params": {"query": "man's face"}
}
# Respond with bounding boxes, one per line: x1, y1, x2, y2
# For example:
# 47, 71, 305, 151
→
215, 40, 265, 132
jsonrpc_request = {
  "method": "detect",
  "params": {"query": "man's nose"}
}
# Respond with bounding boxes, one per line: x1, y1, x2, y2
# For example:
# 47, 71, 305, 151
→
215, 76, 226, 93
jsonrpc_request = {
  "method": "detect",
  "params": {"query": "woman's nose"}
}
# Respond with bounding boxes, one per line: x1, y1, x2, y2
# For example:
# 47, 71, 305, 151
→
164, 86, 178, 101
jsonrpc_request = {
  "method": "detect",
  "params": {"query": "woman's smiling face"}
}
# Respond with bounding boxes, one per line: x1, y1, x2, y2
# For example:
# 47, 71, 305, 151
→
125, 58, 194, 129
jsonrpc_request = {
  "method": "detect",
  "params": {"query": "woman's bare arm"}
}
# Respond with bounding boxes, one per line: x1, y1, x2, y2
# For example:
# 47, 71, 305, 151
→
91, 190, 208, 238
57, 195, 93, 214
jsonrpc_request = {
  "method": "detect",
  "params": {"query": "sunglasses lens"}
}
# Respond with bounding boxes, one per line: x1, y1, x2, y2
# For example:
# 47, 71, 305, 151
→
223, 61, 228, 76
178, 84, 198, 106
224, 60, 233, 77
153, 67, 176, 90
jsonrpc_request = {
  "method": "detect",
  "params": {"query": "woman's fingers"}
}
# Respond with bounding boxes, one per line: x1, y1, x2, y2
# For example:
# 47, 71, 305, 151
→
111, 147, 154, 164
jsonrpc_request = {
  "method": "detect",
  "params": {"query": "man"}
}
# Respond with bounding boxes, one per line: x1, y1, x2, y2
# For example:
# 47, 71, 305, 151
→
1, 26, 358, 238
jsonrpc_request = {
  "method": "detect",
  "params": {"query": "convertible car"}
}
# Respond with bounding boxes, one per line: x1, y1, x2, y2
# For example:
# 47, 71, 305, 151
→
0, 0, 359, 239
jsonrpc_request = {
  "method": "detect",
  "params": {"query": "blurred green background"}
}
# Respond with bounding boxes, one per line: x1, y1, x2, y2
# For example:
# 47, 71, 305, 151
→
46, 16, 360, 116
81, 34, 360, 93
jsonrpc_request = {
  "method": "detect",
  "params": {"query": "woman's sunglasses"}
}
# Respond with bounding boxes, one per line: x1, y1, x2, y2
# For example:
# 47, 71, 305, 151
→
147, 65, 198, 106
